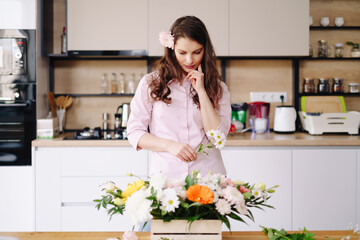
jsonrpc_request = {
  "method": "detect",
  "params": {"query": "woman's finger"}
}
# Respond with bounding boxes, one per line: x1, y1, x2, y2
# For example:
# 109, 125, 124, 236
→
198, 64, 202, 73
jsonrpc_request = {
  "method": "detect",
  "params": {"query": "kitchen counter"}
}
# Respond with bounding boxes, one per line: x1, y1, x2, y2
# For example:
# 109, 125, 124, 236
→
32, 131, 360, 147
0, 231, 357, 240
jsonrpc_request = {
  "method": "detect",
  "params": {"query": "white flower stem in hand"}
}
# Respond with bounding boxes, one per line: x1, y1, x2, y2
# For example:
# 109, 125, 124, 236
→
197, 129, 226, 155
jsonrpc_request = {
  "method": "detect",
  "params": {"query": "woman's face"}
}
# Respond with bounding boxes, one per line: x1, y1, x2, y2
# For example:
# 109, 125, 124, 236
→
174, 37, 204, 75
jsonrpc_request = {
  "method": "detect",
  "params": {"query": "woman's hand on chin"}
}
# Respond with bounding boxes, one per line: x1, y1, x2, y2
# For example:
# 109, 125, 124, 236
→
187, 64, 205, 94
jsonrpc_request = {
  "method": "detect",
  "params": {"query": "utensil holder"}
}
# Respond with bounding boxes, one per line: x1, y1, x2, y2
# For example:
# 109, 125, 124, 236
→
56, 109, 66, 133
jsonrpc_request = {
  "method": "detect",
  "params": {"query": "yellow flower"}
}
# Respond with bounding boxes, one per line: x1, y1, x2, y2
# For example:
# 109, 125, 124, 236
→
256, 182, 266, 191
121, 179, 145, 201
234, 180, 245, 185
113, 197, 125, 206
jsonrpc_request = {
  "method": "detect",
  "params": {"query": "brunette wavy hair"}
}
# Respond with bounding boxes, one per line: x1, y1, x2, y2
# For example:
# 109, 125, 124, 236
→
150, 16, 223, 109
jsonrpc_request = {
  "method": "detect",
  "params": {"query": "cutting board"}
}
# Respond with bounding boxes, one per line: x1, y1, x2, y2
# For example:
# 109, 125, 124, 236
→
300, 96, 346, 113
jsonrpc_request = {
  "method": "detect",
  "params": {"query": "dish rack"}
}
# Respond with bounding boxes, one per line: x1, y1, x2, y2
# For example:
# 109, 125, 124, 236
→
299, 111, 360, 135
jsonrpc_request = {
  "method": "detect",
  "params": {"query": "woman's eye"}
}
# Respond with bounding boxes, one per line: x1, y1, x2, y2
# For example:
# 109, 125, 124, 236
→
194, 51, 201, 55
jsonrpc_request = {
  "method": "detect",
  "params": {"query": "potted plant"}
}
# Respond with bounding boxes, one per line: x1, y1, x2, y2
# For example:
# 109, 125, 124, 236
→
346, 41, 360, 58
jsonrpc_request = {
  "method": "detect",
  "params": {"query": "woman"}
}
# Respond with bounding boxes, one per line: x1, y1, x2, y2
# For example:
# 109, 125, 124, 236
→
127, 16, 231, 179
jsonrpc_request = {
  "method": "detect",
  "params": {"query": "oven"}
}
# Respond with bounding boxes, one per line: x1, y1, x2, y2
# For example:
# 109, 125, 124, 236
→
0, 29, 36, 166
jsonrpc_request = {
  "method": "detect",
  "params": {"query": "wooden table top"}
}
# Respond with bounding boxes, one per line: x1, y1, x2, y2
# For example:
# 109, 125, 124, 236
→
0, 231, 358, 240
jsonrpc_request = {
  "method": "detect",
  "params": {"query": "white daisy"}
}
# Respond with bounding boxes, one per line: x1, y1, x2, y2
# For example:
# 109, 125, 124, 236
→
160, 188, 180, 213
150, 173, 167, 192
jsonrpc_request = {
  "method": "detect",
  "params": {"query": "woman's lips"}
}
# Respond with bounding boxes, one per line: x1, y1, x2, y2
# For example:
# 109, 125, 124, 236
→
185, 64, 195, 69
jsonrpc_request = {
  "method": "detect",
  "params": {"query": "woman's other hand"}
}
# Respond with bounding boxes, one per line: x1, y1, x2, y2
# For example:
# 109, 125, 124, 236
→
187, 64, 205, 94
167, 140, 197, 162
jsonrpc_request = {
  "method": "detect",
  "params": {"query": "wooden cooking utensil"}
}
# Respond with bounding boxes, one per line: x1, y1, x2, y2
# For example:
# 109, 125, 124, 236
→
48, 92, 56, 117
56, 96, 66, 109
64, 96, 73, 109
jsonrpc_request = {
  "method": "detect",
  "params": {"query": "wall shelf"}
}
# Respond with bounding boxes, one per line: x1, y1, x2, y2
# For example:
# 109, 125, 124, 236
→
299, 93, 360, 97
54, 93, 135, 97
310, 26, 360, 30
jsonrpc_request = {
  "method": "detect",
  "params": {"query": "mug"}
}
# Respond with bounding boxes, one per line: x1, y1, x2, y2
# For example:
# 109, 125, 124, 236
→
320, 17, 330, 27
334, 17, 344, 27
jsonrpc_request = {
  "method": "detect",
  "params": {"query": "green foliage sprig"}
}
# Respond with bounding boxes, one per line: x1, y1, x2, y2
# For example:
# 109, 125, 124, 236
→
261, 226, 316, 240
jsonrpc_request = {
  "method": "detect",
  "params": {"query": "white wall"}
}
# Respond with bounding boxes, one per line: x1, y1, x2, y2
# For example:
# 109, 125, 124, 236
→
0, 0, 36, 29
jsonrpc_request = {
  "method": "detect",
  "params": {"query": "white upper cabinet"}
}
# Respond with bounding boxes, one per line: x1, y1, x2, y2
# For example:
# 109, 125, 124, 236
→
0, 0, 36, 29
148, 0, 229, 56
67, 0, 147, 52
229, 0, 309, 56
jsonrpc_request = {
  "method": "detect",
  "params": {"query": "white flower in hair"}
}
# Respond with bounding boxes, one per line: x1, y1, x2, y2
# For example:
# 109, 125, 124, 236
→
159, 31, 175, 49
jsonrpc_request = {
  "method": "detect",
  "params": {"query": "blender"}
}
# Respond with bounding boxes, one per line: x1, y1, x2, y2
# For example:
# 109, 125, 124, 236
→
248, 102, 270, 134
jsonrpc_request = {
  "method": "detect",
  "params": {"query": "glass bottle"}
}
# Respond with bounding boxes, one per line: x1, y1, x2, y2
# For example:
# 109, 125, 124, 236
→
318, 40, 330, 58
309, 45, 313, 57
110, 73, 118, 94
128, 73, 136, 94
303, 78, 315, 93
334, 43, 344, 58
100, 73, 108, 94
118, 73, 125, 94
332, 78, 344, 93
61, 26, 67, 54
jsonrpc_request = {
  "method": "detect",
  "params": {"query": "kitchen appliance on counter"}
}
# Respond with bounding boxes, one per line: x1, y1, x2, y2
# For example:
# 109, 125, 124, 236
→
299, 96, 360, 135
114, 103, 130, 139
64, 127, 102, 140
0, 29, 36, 166
274, 105, 297, 133
248, 102, 270, 134
299, 111, 360, 135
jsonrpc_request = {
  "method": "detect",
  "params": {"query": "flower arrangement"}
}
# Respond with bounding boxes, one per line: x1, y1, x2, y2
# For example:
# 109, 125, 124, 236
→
94, 171, 278, 231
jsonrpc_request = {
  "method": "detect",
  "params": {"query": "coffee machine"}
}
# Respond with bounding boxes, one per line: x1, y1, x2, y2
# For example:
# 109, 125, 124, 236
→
114, 103, 130, 139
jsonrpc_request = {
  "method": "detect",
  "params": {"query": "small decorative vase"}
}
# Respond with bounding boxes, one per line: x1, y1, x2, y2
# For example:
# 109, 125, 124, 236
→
150, 219, 222, 240
350, 45, 360, 58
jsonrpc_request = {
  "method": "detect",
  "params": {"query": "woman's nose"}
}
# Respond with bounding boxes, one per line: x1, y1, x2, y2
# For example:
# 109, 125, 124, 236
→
185, 54, 193, 64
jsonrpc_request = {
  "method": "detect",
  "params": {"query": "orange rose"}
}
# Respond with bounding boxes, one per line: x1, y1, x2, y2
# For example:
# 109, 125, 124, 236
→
186, 184, 214, 205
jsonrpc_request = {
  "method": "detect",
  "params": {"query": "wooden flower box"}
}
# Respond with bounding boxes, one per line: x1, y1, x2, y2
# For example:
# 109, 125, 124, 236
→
151, 219, 222, 240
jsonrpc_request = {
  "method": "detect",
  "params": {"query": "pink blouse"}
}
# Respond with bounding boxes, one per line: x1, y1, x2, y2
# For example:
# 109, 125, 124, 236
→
127, 72, 231, 179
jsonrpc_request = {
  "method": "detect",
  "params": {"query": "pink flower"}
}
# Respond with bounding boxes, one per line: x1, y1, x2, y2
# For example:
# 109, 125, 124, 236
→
239, 185, 250, 194
159, 31, 174, 49
122, 231, 138, 240
220, 175, 235, 188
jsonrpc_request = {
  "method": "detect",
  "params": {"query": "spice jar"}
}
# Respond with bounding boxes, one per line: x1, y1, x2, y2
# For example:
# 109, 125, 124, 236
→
318, 40, 330, 58
332, 78, 344, 93
303, 78, 315, 93
317, 78, 330, 93
334, 43, 344, 58
350, 44, 360, 58
348, 83, 359, 93
309, 45, 313, 57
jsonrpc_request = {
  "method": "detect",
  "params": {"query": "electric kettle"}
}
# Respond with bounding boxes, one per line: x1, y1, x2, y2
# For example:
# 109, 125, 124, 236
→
274, 105, 297, 133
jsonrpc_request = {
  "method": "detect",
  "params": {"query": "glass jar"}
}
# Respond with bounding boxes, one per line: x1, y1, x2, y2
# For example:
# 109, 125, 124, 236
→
332, 78, 344, 93
350, 44, 360, 58
318, 40, 330, 58
348, 83, 359, 93
334, 43, 344, 58
303, 78, 315, 93
309, 45, 313, 57
317, 78, 330, 93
